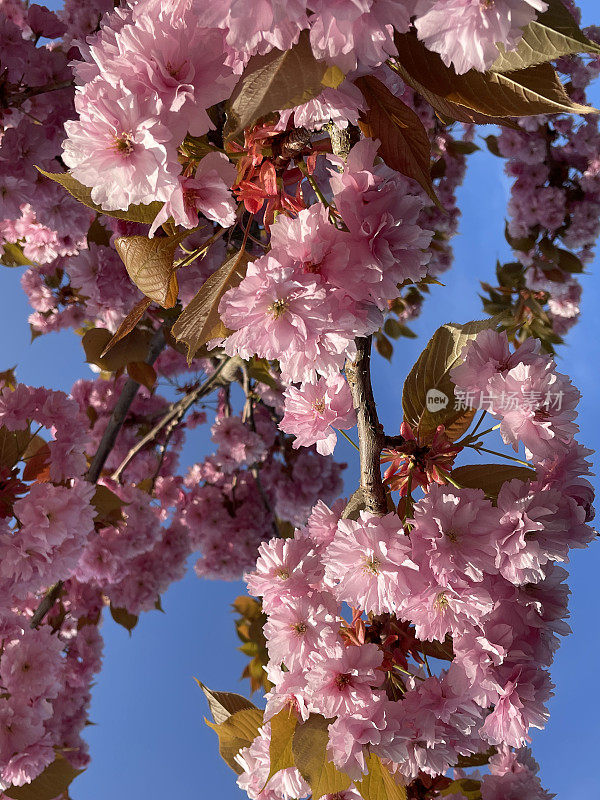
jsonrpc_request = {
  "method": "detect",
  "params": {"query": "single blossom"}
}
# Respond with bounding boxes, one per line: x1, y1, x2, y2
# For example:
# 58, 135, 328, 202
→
280, 373, 356, 456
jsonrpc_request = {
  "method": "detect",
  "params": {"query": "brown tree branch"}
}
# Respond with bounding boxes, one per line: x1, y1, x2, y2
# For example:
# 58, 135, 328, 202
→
86, 326, 167, 483
30, 326, 167, 629
345, 336, 387, 516
110, 356, 232, 482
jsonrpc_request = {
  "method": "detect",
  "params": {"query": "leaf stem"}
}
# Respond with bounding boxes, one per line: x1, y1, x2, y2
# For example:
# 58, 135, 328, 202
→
467, 443, 532, 468
339, 429, 360, 451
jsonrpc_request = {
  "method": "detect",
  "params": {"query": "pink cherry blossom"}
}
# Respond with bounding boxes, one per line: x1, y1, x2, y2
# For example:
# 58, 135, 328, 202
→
409, 485, 501, 587
414, 0, 548, 74
280, 374, 356, 456
323, 511, 418, 615
306, 642, 384, 717
264, 596, 340, 669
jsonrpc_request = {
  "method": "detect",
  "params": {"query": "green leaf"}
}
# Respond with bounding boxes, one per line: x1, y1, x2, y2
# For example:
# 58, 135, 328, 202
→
225, 31, 341, 139
196, 680, 258, 725
265, 708, 298, 786
109, 603, 138, 634
504, 221, 537, 252
4, 755, 84, 800
492, 0, 600, 72
1, 242, 34, 267
205, 707, 264, 775
401, 319, 496, 443
292, 714, 351, 800
355, 753, 407, 800
393, 31, 595, 118
36, 167, 163, 223
354, 75, 440, 206
451, 464, 536, 499
91, 484, 128, 527
171, 249, 252, 361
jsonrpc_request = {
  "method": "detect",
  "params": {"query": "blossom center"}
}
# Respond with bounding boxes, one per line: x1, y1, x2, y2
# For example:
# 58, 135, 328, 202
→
304, 260, 322, 274
334, 672, 353, 690
277, 568, 290, 580
363, 555, 381, 574
435, 592, 449, 610
292, 621, 307, 635
445, 528, 459, 542
268, 299, 289, 319
311, 398, 326, 413
114, 132, 135, 157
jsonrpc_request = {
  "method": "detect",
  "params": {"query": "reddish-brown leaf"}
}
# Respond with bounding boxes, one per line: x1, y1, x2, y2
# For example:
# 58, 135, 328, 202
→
100, 297, 152, 358
354, 75, 439, 206
126, 361, 157, 390
172, 250, 251, 361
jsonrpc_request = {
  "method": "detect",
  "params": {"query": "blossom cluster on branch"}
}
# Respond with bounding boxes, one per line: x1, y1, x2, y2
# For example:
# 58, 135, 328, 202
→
0, 0, 598, 798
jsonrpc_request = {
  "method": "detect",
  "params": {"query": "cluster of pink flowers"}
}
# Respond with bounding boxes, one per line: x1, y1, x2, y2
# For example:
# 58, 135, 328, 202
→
0, 380, 103, 785
493, 19, 600, 336
237, 327, 593, 798
0, 0, 597, 796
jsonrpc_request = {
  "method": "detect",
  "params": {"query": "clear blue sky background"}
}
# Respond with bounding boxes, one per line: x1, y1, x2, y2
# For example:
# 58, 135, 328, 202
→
2, 2, 599, 797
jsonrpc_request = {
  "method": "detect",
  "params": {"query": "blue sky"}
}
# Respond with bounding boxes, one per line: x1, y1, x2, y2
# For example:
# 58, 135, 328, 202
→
3, 2, 599, 797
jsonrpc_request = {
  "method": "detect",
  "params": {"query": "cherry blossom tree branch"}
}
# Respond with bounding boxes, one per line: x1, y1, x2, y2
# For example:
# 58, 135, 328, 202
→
110, 355, 233, 482
29, 580, 64, 630
86, 326, 167, 483
31, 326, 167, 629
345, 336, 387, 516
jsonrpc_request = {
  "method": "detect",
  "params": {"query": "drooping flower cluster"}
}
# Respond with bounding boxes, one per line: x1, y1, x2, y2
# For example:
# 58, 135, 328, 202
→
238, 328, 594, 797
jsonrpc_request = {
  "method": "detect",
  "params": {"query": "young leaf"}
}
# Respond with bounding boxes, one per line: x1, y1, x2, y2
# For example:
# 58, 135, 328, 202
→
492, 0, 600, 72
36, 167, 163, 223
114, 234, 186, 308
393, 31, 595, 118
171, 250, 252, 361
354, 75, 439, 206
126, 361, 157, 390
265, 708, 298, 785
401, 319, 496, 443
225, 30, 340, 139
22, 440, 51, 482
100, 297, 153, 357
451, 464, 536, 498
455, 746, 497, 769
0, 426, 33, 469
205, 707, 264, 774
355, 753, 407, 800
92, 484, 128, 527
1, 241, 35, 267
4, 755, 84, 800
82, 327, 153, 372
292, 714, 351, 800
441, 778, 482, 799
109, 603, 138, 634
196, 680, 258, 725
375, 332, 393, 361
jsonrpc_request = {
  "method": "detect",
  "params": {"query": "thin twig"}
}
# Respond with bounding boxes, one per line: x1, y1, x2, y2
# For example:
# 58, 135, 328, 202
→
110, 357, 231, 482
86, 327, 166, 483
345, 336, 387, 516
